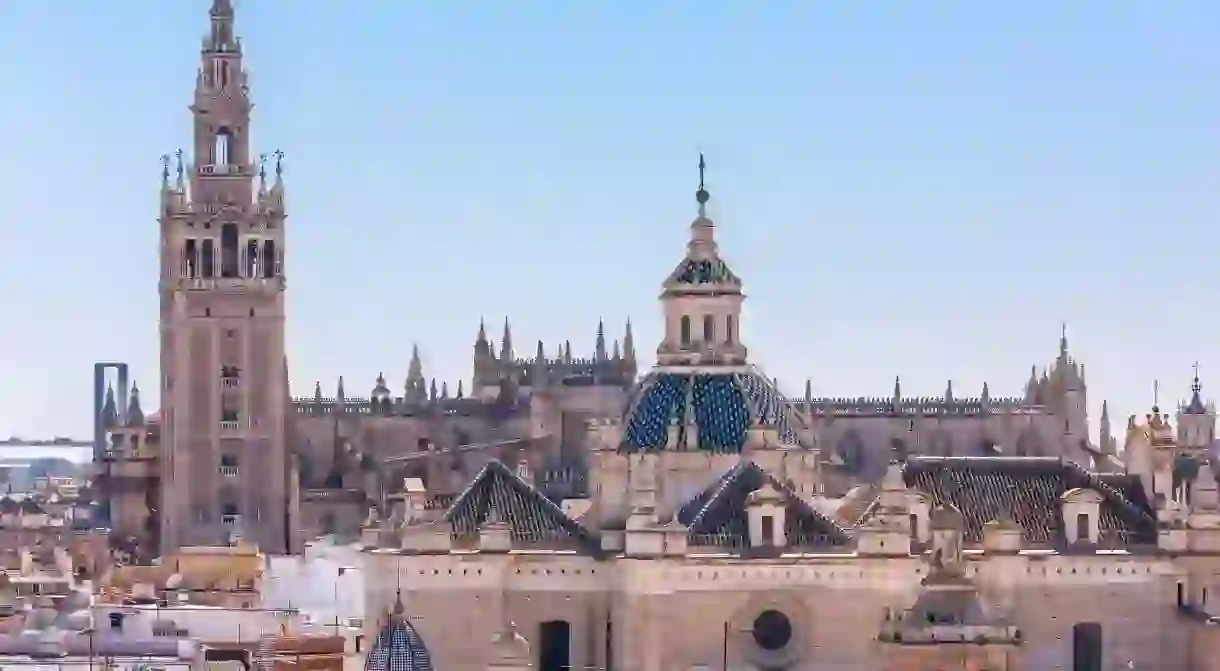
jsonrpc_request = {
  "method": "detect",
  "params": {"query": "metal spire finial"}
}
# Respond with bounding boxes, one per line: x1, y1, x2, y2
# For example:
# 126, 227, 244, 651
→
258, 153, 267, 184
273, 149, 285, 177
174, 149, 184, 179
160, 154, 171, 184
695, 152, 710, 216
1193, 361, 1202, 394
1153, 379, 1160, 411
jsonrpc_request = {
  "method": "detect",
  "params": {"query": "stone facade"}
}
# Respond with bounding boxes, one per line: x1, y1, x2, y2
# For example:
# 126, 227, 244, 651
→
140, 0, 300, 555
361, 178, 1220, 671
104, 2, 1177, 557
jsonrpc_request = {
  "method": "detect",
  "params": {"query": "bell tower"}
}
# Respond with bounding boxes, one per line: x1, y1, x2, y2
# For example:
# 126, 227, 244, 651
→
158, 0, 299, 555
656, 154, 748, 367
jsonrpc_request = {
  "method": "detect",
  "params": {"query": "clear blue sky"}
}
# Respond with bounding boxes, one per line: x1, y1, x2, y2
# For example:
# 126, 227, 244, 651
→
2, 1, 1219, 441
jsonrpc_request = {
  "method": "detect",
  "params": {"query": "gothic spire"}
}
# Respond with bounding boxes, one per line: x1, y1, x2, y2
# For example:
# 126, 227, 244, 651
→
101, 384, 119, 429
126, 381, 145, 427
500, 318, 514, 361
595, 319, 607, 361
407, 344, 424, 383
1185, 362, 1208, 415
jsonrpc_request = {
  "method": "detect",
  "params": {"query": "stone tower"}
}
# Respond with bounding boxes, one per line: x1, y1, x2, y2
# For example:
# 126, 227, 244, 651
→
158, 0, 299, 555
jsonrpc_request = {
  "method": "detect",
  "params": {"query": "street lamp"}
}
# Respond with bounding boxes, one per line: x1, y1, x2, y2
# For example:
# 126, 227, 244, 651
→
720, 622, 754, 671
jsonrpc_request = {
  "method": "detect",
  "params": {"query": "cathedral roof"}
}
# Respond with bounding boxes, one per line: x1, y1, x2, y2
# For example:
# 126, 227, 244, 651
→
363, 597, 433, 671
678, 461, 850, 550
620, 369, 806, 453
890, 457, 1157, 547
443, 459, 601, 554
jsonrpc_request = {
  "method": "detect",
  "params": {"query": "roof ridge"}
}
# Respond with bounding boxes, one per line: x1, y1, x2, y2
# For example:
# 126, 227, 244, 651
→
442, 458, 601, 554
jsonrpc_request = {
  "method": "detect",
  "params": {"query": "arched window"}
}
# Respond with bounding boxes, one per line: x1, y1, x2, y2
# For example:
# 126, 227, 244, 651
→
214, 127, 232, 166
679, 316, 691, 346
725, 315, 735, 344
220, 224, 239, 278
200, 239, 215, 278
262, 239, 276, 278
183, 239, 198, 279
702, 315, 714, 342
539, 620, 572, 671
245, 238, 260, 278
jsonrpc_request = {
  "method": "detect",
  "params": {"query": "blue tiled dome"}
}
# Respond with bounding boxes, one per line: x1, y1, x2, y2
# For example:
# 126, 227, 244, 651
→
364, 598, 433, 671
620, 370, 804, 452
672, 257, 740, 285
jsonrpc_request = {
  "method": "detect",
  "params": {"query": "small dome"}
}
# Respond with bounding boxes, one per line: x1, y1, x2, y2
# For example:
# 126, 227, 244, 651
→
670, 255, 740, 286
620, 370, 804, 452
371, 373, 391, 400
364, 597, 433, 671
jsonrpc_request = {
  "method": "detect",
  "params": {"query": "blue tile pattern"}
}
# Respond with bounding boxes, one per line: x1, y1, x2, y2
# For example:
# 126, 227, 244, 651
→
691, 375, 749, 450
620, 370, 805, 452
674, 258, 740, 285
621, 374, 687, 450
364, 616, 433, 671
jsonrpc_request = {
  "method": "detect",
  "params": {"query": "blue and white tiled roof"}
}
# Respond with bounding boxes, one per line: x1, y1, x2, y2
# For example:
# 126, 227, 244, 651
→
364, 596, 433, 671
620, 368, 806, 452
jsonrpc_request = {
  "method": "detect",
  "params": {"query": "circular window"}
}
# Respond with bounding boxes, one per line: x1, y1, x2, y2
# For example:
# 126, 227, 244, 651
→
751, 610, 792, 651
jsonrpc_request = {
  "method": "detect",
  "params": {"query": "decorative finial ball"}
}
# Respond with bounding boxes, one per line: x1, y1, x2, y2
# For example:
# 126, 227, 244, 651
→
696, 188, 710, 204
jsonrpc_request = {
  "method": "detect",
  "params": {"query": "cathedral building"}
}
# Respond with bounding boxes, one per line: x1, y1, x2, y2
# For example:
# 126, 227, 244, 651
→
361, 175, 1220, 670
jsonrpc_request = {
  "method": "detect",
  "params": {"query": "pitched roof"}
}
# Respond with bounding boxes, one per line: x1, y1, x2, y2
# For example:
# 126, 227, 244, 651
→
898, 456, 1157, 547
677, 461, 851, 550
443, 459, 600, 554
